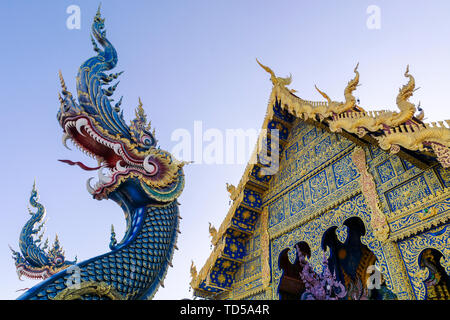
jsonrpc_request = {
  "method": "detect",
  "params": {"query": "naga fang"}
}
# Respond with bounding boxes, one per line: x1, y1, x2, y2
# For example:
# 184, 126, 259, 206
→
18, 7, 186, 300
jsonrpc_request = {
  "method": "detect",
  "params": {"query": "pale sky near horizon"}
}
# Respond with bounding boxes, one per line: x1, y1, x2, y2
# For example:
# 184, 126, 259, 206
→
1, 0, 450, 299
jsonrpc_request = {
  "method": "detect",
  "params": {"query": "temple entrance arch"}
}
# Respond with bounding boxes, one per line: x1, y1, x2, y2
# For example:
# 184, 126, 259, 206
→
419, 248, 450, 299
321, 217, 396, 300
277, 242, 310, 300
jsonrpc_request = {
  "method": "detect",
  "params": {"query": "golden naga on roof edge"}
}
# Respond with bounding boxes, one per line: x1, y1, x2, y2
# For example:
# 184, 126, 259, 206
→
256, 60, 450, 168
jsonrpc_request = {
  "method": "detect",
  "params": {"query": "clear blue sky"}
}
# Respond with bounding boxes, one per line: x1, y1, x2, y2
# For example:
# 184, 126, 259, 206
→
1, 0, 450, 299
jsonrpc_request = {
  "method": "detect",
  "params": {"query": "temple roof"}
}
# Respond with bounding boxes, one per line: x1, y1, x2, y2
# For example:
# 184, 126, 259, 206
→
190, 60, 450, 298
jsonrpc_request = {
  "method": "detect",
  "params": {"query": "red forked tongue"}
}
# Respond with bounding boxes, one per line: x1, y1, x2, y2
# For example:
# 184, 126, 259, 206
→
58, 159, 103, 171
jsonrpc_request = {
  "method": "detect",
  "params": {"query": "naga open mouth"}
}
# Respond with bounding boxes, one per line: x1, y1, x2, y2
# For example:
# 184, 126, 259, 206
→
60, 116, 159, 199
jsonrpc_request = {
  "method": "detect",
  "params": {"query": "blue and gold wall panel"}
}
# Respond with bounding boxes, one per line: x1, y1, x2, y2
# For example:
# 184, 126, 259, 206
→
435, 165, 450, 188
250, 166, 272, 184
223, 236, 246, 261
243, 189, 263, 210
231, 207, 259, 234
227, 214, 265, 299
385, 174, 432, 212
268, 120, 289, 140
364, 143, 444, 219
225, 228, 251, 241
265, 120, 354, 203
204, 258, 241, 292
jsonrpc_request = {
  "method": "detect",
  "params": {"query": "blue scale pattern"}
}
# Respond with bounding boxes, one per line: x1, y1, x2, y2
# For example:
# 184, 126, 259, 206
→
20, 202, 179, 300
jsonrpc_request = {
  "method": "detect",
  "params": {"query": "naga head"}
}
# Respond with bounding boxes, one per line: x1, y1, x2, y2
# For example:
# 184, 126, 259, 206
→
396, 65, 416, 105
256, 58, 292, 87
56, 9, 185, 203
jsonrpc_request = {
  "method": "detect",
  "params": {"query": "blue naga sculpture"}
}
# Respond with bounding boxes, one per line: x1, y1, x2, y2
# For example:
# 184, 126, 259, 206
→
16, 7, 185, 300
10, 182, 76, 281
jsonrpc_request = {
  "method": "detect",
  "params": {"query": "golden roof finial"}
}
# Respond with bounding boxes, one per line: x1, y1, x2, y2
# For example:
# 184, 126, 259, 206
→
208, 222, 217, 239
226, 183, 238, 201
256, 58, 292, 87
396, 65, 416, 113
190, 260, 198, 282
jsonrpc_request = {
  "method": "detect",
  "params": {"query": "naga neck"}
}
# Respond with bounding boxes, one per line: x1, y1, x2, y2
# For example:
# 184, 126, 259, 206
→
106, 178, 169, 251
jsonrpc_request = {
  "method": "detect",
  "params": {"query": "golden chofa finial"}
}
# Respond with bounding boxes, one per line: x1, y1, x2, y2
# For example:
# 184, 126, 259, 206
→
226, 183, 239, 201
190, 261, 198, 282
314, 85, 332, 104
397, 65, 416, 107
256, 58, 292, 87
208, 222, 217, 239
347, 62, 360, 91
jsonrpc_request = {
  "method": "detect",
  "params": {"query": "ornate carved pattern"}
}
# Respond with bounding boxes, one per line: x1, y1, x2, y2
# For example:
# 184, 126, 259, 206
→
376, 159, 396, 184
432, 143, 450, 168
309, 170, 330, 203
398, 224, 450, 300
52, 281, 124, 300
385, 174, 432, 212
261, 207, 271, 288
351, 147, 390, 241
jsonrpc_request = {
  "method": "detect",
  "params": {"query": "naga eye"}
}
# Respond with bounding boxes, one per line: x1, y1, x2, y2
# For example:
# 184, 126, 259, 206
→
54, 256, 64, 265
140, 135, 153, 147
143, 155, 158, 175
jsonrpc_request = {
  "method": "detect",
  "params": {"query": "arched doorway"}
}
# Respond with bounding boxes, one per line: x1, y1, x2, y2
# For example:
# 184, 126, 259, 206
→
322, 217, 396, 300
419, 248, 450, 300
277, 242, 310, 300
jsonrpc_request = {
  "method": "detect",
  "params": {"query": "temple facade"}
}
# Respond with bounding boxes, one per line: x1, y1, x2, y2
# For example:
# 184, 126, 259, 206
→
190, 62, 450, 300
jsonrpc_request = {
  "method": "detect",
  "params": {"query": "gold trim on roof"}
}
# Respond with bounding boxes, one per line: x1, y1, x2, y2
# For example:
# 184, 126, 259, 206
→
258, 61, 450, 167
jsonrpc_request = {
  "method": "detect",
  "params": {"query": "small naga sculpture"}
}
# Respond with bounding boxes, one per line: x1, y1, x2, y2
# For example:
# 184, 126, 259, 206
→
256, 59, 360, 123
328, 65, 417, 136
314, 62, 361, 117
190, 261, 198, 285
208, 222, 218, 239
226, 183, 239, 201
10, 182, 77, 281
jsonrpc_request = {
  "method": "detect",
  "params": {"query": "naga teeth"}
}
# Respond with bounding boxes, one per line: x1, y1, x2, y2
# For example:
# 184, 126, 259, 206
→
86, 177, 96, 195
62, 133, 72, 151
65, 118, 142, 169
75, 118, 88, 136
113, 144, 122, 155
